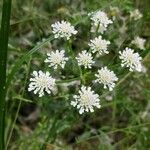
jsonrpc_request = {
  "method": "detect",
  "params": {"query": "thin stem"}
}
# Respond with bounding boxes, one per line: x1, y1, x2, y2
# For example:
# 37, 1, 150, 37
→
12, 96, 33, 103
75, 122, 150, 144
5, 101, 22, 150
112, 93, 116, 127
0, 0, 12, 149
66, 40, 85, 84
67, 39, 75, 58
5, 57, 32, 150
112, 91, 117, 142
56, 77, 80, 84
79, 67, 85, 84
95, 22, 100, 35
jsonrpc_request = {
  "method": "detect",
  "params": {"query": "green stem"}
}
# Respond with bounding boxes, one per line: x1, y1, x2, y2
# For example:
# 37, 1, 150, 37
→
95, 22, 100, 35
112, 96, 116, 127
0, 0, 12, 149
5, 101, 21, 150
5, 57, 32, 150
66, 40, 85, 84
56, 77, 80, 84
66, 39, 74, 58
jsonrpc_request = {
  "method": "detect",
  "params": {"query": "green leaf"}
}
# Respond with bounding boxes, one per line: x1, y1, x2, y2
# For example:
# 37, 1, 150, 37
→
0, 0, 12, 149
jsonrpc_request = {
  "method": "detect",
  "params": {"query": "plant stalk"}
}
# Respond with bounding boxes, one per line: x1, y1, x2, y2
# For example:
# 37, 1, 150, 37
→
0, 0, 12, 149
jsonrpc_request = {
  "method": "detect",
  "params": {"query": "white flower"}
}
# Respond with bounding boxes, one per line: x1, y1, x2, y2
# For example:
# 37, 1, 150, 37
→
130, 9, 142, 20
95, 67, 118, 91
88, 36, 110, 55
119, 47, 142, 72
45, 50, 68, 69
132, 36, 146, 50
89, 10, 112, 33
28, 71, 56, 97
76, 50, 94, 68
71, 86, 101, 114
90, 10, 113, 27
51, 20, 77, 40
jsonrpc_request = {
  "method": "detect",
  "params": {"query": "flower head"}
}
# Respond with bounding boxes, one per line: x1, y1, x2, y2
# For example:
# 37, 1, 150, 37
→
51, 20, 77, 40
119, 47, 142, 72
110, 6, 120, 20
95, 67, 118, 91
76, 50, 94, 68
89, 10, 112, 33
130, 9, 142, 20
45, 50, 68, 69
88, 36, 110, 55
71, 86, 101, 114
28, 71, 56, 97
132, 36, 146, 50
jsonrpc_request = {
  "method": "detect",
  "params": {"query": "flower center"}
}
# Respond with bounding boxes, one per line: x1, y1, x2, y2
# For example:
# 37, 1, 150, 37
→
127, 55, 134, 64
81, 94, 91, 106
52, 55, 62, 64
37, 77, 47, 87
100, 74, 111, 83
61, 26, 69, 33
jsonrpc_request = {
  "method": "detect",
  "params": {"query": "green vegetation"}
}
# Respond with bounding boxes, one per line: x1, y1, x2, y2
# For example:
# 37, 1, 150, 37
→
0, 0, 12, 149
0, 0, 150, 149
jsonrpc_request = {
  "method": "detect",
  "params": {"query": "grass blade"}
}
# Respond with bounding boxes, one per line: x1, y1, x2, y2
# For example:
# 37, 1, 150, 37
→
0, 0, 12, 149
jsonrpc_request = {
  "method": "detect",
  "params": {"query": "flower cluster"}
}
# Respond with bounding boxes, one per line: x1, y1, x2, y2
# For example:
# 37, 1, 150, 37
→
28, 9, 144, 114
88, 36, 110, 55
132, 36, 146, 50
76, 50, 94, 68
51, 20, 77, 40
130, 9, 142, 20
89, 10, 112, 33
71, 86, 101, 114
119, 47, 142, 72
45, 50, 68, 69
28, 71, 56, 97
95, 67, 118, 91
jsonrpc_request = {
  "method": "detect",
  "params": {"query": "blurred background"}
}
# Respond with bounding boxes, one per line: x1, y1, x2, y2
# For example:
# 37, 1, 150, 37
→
1, 0, 150, 149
